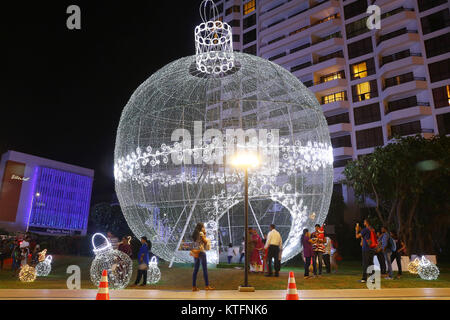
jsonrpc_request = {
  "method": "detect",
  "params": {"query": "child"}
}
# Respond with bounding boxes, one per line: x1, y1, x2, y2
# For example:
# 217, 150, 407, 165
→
227, 243, 235, 264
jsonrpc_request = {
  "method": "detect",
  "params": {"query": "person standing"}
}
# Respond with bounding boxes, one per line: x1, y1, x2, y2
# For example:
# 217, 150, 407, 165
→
191, 222, 214, 291
311, 224, 325, 276
239, 238, 245, 264
227, 243, 236, 264
264, 224, 282, 277
0, 240, 7, 270
323, 235, 332, 274
390, 231, 403, 278
330, 237, 339, 273
133, 236, 150, 286
301, 229, 314, 279
11, 242, 21, 275
107, 232, 119, 250
381, 226, 395, 280
118, 236, 133, 258
355, 219, 377, 283
375, 231, 386, 275
250, 229, 264, 273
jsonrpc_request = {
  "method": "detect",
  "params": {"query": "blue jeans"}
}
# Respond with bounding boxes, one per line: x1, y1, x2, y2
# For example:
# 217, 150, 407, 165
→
383, 250, 393, 278
227, 256, 232, 264
193, 252, 209, 287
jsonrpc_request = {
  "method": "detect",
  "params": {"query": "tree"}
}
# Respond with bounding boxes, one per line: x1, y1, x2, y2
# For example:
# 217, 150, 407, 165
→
343, 135, 450, 255
88, 202, 133, 238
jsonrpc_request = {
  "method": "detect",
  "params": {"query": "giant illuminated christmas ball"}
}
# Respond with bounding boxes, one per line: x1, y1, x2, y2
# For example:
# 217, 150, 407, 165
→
114, 1, 333, 264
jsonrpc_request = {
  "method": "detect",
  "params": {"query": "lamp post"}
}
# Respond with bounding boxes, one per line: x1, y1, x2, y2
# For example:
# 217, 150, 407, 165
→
230, 152, 260, 292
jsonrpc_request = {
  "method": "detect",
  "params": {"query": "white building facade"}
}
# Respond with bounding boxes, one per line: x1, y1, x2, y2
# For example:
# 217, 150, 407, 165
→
214, 0, 450, 202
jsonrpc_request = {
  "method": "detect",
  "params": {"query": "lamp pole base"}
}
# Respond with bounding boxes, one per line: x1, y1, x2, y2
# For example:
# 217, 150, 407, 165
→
238, 286, 255, 292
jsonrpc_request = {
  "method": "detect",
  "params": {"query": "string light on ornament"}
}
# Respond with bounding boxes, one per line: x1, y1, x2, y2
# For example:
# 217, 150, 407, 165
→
36, 255, 52, 277
407, 258, 420, 274
418, 256, 439, 280
19, 265, 37, 283
90, 233, 133, 289
113, 0, 333, 265
147, 256, 161, 284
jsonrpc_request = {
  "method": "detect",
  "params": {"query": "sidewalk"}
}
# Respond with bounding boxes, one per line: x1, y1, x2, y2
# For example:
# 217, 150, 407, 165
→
0, 288, 449, 300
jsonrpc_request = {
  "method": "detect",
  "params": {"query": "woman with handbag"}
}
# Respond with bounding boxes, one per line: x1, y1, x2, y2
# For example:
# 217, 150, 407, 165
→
191, 223, 214, 291
133, 236, 150, 286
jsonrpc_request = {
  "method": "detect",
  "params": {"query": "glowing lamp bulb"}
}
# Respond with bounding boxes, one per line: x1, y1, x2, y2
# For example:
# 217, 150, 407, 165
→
230, 152, 260, 168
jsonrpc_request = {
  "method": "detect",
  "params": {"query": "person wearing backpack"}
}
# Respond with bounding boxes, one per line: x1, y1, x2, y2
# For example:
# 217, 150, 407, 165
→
381, 226, 395, 280
355, 219, 376, 283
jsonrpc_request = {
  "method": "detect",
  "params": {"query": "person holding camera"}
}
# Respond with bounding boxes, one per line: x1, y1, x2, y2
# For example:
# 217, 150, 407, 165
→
191, 222, 214, 291
355, 219, 377, 283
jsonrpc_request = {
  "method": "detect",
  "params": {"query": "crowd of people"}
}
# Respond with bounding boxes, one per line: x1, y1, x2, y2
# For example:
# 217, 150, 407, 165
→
0, 235, 43, 276
355, 219, 406, 282
301, 224, 339, 279
1, 222, 408, 289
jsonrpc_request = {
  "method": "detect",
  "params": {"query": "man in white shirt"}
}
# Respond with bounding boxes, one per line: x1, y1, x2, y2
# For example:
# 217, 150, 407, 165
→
264, 224, 282, 277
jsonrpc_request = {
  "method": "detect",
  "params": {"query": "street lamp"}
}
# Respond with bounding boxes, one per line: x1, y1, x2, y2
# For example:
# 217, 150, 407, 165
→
230, 152, 260, 292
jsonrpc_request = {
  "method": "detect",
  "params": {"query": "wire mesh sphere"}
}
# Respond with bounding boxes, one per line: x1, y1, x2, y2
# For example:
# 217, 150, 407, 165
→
114, 52, 333, 264
90, 233, 133, 289
418, 257, 439, 280
147, 257, 161, 284
19, 265, 37, 283
36, 256, 52, 277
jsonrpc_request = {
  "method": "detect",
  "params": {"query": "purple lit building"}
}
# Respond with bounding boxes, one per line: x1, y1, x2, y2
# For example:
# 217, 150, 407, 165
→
0, 151, 94, 236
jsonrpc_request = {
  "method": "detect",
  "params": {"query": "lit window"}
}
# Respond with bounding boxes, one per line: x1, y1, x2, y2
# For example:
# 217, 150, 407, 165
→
352, 62, 367, 79
323, 91, 346, 104
447, 85, 450, 104
322, 72, 343, 83
244, 0, 256, 15
356, 82, 371, 101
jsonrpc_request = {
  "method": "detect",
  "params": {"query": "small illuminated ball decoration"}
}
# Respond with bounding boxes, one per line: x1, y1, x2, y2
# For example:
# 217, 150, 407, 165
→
36, 255, 52, 277
418, 256, 439, 280
147, 256, 161, 284
90, 233, 133, 289
19, 265, 37, 283
38, 249, 47, 262
407, 258, 420, 274
114, 1, 333, 264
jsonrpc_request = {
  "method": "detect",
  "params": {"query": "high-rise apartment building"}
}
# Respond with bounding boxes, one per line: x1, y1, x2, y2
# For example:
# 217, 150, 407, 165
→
214, 0, 450, 202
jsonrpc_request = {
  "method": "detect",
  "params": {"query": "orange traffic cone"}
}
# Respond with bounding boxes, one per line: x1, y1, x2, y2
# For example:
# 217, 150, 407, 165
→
96, 270, 110, 300
286, 271, 299, 300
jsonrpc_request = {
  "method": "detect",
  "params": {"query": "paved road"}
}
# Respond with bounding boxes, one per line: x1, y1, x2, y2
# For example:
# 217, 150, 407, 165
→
0, 288, 449, 300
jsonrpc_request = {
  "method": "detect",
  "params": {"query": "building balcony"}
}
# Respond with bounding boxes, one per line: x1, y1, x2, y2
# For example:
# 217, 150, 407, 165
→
260, 0, 339, 29
328, 123, 352, 136
260, 6, 341, 51
380, 8, 416, 30
382, 79, 428, 99
379, 54, 424, 76
268, 36, 343, 65
311, 78, 348, 96
376, 30, 420, 54
388, 129, 434, 141
321, 100, 350, 115
293, 57, 345, 77
333, 147, 354, 158
385, 105, 432, 125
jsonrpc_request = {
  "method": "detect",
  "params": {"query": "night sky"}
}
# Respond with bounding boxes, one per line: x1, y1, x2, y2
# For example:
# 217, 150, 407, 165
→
2, 1, 204, 202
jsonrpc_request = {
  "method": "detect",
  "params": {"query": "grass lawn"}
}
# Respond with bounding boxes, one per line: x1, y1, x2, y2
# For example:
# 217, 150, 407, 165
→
0, 255, 449, 290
